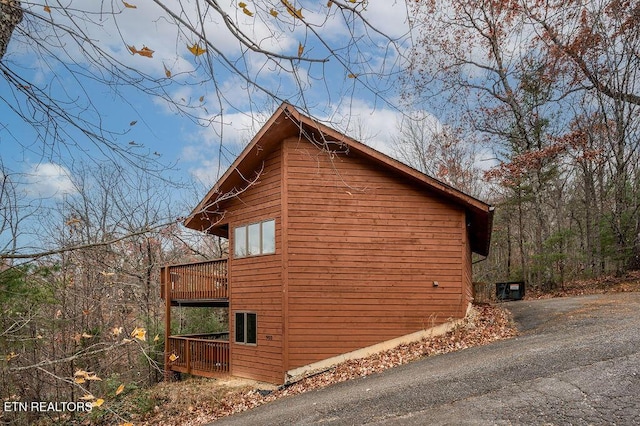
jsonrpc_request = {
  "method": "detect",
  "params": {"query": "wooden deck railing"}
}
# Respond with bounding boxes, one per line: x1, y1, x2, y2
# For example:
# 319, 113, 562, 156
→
167, 333, 230, 377
160, 258, 228, 300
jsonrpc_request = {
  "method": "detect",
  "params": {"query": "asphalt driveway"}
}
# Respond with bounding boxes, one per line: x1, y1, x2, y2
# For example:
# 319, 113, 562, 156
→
212, 292, 640, 425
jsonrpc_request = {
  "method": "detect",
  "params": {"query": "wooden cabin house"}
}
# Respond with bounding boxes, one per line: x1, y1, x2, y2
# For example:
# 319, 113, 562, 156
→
160, 103, 494, 385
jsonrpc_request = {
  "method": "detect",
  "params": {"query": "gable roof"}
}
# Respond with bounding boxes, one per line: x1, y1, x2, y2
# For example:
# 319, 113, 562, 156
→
185, 103, 494, 256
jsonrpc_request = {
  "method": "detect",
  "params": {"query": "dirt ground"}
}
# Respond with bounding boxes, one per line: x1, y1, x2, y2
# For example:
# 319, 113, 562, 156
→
108, 305, 515, 426
94, 271, 640, 425
473, 270, 640, 302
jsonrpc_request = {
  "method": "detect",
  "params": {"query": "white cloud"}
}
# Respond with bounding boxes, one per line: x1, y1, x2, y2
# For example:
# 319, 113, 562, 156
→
16, 1, 409, 96
183, 99, 445, 186
24, 163, 76, 199
11, 1, 416, 186
188, 158, 225, 188
198, 110, 271, 148
335, 107, 399, 155
358, 2, 412, 40
330, 100, 438, 158
182, 109, 272, 184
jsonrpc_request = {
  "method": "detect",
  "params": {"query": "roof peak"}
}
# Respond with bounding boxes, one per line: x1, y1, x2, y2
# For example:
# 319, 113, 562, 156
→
184, 103, 493, 255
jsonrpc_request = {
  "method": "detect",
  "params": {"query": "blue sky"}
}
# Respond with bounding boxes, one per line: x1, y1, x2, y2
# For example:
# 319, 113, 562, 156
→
1, 0, 417, 202
0, 1, 434, 256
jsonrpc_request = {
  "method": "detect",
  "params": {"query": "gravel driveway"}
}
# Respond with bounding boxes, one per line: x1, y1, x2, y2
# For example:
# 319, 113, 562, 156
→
211, 292, 640, 425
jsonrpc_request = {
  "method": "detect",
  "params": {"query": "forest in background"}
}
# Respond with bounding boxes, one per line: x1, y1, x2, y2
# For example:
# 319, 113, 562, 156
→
1, 0, 639, 424
396, 0, 640, 290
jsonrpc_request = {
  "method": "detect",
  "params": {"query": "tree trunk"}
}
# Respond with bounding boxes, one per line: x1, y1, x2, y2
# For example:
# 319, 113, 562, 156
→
0, 1, 23, 60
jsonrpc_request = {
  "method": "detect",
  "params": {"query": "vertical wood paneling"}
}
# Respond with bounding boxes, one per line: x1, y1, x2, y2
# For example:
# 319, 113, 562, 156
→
283, 137, 467, 369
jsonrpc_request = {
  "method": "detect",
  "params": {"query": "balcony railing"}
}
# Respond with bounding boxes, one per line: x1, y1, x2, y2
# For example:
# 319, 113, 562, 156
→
160, 258, 228, 301
167, 333, 230, 377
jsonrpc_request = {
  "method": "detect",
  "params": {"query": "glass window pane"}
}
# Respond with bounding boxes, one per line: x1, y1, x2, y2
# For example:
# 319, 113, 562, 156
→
262, 220, 275, 254
247, 223, 261, 255
246, 313, 257, 344
235, 312, 245, 343
234, 226, 246, 258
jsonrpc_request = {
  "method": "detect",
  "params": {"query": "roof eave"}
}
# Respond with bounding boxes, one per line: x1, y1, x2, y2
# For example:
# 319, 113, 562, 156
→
183, 103, 494, 256
183, 103, 296, 232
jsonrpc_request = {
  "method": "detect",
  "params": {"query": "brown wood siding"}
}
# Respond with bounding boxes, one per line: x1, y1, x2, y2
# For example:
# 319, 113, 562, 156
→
462, 219, 473, 310
283, 137, 466, 369
222, 146, 284, 384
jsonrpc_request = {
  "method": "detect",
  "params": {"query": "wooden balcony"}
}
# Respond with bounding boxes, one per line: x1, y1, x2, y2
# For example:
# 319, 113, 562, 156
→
167, 333, 230, 377
160, 258, 228, 304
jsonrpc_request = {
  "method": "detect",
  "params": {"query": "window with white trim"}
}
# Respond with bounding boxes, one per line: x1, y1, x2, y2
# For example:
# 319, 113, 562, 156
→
235, 312, 257, 345
234, 219, 275, 258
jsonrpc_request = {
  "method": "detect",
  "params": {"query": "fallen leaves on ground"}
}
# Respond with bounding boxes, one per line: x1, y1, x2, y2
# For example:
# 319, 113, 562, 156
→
526, 271, 640, 299
136, 304, 516, 426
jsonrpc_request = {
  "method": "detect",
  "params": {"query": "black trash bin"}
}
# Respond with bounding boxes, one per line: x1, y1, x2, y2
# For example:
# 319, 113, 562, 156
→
496, 281, 525, 301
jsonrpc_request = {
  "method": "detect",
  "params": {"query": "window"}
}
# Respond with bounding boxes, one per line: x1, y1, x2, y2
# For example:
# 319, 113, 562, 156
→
235, 312, 257, 345
234, 226, 247, 257
234, 219, 275, 258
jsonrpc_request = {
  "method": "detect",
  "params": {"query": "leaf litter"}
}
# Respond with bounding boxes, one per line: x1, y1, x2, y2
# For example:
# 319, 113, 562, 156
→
136, 304, 516, 426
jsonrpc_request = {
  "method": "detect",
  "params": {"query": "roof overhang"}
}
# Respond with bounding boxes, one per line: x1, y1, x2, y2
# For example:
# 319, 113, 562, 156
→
184, 103, 494, 256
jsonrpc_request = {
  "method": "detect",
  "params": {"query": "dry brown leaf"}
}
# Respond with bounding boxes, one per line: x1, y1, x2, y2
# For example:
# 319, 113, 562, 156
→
130, 326, 146, 341
74, 369, 89, 378
188, 43, 207, 56
136, 305, 517, 425
115, 384, 125, 395
281, 0, 303, 19
128, 45, 154, 58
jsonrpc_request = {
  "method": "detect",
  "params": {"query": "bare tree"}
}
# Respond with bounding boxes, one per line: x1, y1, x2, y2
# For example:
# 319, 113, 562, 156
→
406, 0, 640, 287
0, 162, 225, 423
0, 2, 449, 422
1, 1, 410, 171
392, 112, 485, 197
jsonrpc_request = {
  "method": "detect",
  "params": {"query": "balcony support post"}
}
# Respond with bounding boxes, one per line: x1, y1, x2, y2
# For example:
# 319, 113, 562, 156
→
186, 339, 192, 375
163, 265, 172, 381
